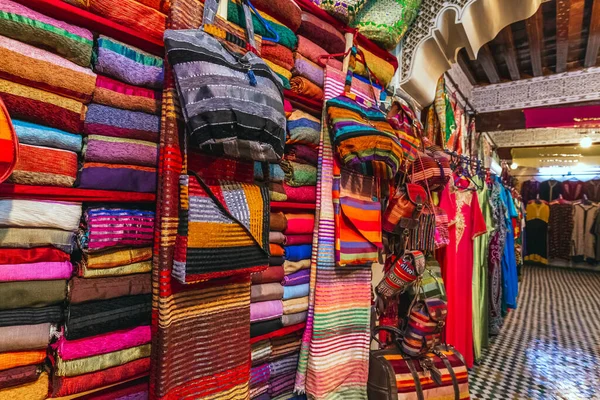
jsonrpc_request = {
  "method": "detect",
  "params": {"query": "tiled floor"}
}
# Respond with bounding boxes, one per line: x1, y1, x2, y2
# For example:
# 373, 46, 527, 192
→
469, 266, 600, 400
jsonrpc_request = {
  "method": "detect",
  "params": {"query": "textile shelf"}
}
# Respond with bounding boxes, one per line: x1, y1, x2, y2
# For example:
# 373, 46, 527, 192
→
0, 184, 156, 203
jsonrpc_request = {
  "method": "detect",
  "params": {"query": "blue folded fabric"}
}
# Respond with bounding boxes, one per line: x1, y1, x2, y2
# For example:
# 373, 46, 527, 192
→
254, 162, 285, 182
283, 283, 309, 300
13, 120, 83, 153
284, 244, 312, 262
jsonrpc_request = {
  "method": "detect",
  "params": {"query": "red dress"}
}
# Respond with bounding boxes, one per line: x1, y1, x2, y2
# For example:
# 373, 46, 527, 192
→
437, 181, 487, 368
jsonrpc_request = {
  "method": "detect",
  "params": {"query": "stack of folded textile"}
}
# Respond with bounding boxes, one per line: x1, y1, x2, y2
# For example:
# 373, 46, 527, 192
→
250, 330, 307, 400
50, 206, 153, 398
0, 199, 82, 399
80, 35, 162, 193
0, 1, 97, 187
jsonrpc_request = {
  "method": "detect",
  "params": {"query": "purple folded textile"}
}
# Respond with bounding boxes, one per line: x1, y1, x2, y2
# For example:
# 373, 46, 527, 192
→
293, 53, 324, 88
268, 372, 296, 397
84, 103, 160, 143
78, 163, 157, 193
0, 261, 73, 281
268, 353, 298, 377
250, 300, 284, 323
250, 363, 271, 387
84, 135, 158, 167
253, 391, 270, 400
285, 144, 318, 166
282, 269, 310, 286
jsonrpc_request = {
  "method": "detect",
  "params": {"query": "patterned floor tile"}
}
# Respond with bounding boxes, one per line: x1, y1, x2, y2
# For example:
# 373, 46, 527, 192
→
469, 266, 600, 400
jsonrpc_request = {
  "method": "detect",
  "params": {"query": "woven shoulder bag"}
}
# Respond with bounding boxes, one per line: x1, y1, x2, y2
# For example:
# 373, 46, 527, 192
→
0, 98, 18, 183
164, 0, 286, 162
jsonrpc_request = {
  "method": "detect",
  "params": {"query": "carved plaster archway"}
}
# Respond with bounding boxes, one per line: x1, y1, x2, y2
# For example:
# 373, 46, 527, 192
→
398, 0, 543, 107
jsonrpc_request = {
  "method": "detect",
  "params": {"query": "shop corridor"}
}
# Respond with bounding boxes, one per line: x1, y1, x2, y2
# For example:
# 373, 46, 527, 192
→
469, 266, 600, 399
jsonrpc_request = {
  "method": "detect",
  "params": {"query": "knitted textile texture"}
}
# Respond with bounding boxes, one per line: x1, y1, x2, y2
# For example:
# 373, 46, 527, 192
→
9, 143, 78, 187
93, 75, 162, 114
89, 0, 166, 41
84, 135, 158, 167
84, 103, 160, 143
12, 120, 82, 153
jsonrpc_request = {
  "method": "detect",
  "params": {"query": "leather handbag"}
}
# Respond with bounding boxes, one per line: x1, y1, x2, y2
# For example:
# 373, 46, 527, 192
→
0, 97, 18, 183
164, 0, 286, 162
382, 182, 427, 233
327, 46, 417, 179
402, 261, 447, 357
369, 326, 470, 400
375, 250, 425, 298
410, 146, 452, 192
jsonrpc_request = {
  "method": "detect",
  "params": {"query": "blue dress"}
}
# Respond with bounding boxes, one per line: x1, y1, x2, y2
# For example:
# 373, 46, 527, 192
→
500, 179, 519, 312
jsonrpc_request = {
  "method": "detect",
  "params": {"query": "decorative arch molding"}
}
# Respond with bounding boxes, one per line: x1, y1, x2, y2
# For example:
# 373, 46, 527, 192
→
398, 0, 543, 108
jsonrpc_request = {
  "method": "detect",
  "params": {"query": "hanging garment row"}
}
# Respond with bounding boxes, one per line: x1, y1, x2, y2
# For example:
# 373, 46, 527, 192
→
521, 178, 600, 203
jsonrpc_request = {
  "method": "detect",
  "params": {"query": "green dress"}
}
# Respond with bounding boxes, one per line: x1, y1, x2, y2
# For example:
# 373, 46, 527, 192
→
472, 178, 494, 362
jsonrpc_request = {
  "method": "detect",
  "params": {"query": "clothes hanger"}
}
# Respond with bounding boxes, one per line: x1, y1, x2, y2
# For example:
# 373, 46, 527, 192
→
535, 193, 542, 204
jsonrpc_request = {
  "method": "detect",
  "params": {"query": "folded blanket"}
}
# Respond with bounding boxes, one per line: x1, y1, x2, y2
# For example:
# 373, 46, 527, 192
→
284, 213, 315, 235
0, 280, 67, 310
0, 247, 69, 265
355, 45, 396, 87
84, 135, 158, 167
133, 0, 170, 13
94, 35, 164, 89
251, 300, 284, 323
0, 35, 96, 103
0, 261, 73, 282
283, 259, 311, 275
269, 243, 285, 257
269, 371, 296, 397
78, 162, 157, 193
252, 266, 285, 284
65, 294, 151, 340
285, 144, 318, 166
293, 53, 324, 87
270, 182, 288, 202
282, 268, 310, 285
0, 370, 47, 399
93, 75, 162, 115
270, 212, 288, 232
13, 120, 82, 153
89, 0, 165, 42
227, 0, 298, 50
251, 383, 269, 399
0, 78, 85, 134
269, 353, 298, 377
0, 0, 93, 67
0, 228, 75, 254
251, 282, 284, 302
51, 358, 150, 398
270, 331, 302, 358
10, 143, 78, 187
0, 305, 63, 327
270, 256, 285, 266
0, 351, 46, 372
69, 274, 151, 304
0, 199, 81, 231
251, 319, 284, 338
251, 340, 272, 366
283, 283, 309, 300
281, 160, 317, 187
264, 59, 292, 89
290, 76, 324, 101
262, 43, 295, 71
297, 36, 343, 69
81, 208, 155, 252
283, 183, 317, 203
297, 12, 346, 54
0, 365, 40, 390
56, 325, 151, 361
285, 234, 313, 245
0, 323, 52, 352
254, 163, 285, 182
281, 311, 307, 326
287, 110, 320, 147
79, 261, 152, 278
250, 363, 271, 388
84, 103, 160, 142
250, 0, 302, 32
82, 247, 152, 269
282, 296, 309, 314
269, 231, 286, 244
55, 343, 151, 377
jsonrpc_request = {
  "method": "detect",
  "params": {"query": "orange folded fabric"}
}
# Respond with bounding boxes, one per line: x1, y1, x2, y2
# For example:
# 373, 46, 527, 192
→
0, 350, 46, 371
290, 76, 324, 101
269, 243, 285, 257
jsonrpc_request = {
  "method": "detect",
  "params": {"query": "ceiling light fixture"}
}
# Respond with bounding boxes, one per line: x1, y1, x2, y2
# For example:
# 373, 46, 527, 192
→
580, 136, 593, 148
510, 162, 518, 170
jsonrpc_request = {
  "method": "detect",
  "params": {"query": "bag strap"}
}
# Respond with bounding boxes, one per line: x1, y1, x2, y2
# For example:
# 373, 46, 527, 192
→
343, 46, 380, 110
203, 0, 258, 51
187, 170, 268, 257
437, 352, 460, 400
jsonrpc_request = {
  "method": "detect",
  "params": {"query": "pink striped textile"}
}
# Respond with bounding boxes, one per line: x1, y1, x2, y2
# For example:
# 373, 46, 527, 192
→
83, 208, 154, 252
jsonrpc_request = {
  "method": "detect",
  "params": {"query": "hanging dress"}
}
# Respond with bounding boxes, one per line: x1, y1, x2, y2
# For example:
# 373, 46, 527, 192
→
524, 201, 550, 265
548, 202, 573, 261
500, 181, 519, 313
584, 179, 600, 202
572, 203, 599, 262
520, 180, 540, 205
561, 180, 584, 201
488, 179, 506, 335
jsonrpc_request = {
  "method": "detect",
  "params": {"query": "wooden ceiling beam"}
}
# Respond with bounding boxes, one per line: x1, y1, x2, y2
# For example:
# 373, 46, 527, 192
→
556, 0, 571, 73
585, 0, 600, 67
567, 0, 585, 67
477, 44, 501, 84
526, 7, 544, 76
498, 26, 520, 80
456, 50, 478, 86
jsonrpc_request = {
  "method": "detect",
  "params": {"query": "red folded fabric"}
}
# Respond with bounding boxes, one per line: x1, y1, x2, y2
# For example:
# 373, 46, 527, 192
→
252, 266, 285, 284
249, 323, 305, 344
0, 247, 70, 264
262, 43, 294, 71
297, 12, 345, 54
284, 234, 313, 245
284, 213, 315, 235
297, 36, 342, 69
283, 183, 317, 203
